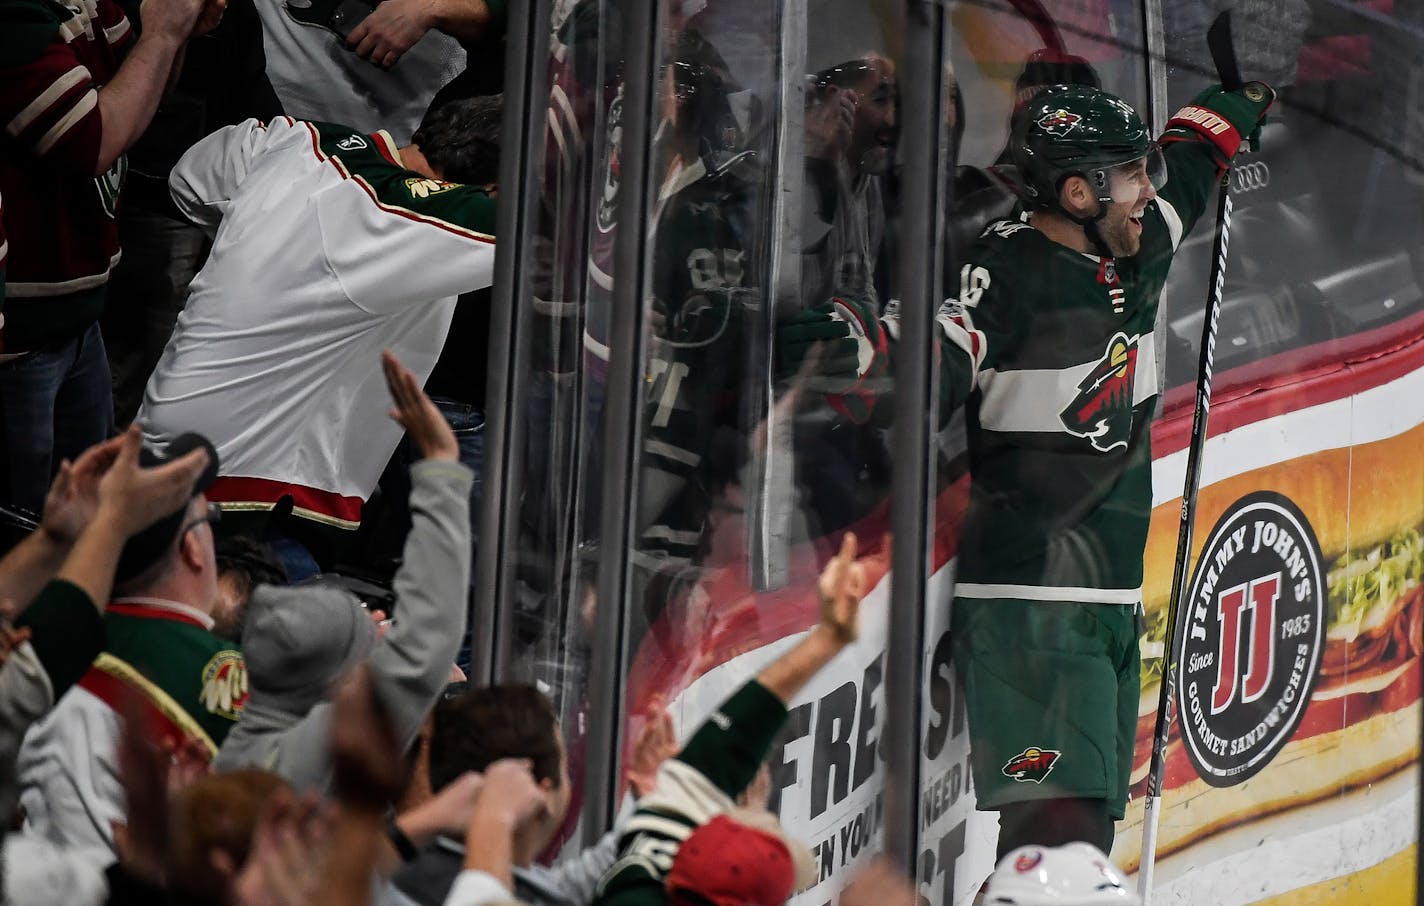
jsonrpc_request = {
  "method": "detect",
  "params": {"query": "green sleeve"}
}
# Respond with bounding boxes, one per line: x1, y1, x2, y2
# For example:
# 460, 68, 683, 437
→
931, 235, 1027, 425
676, 680, 788, 800
16, 580, 104, 697
1157, 139, 1223, 240
939, 358, 971, 426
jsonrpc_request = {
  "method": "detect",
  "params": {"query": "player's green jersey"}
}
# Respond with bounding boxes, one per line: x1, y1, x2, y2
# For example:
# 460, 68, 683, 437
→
927, 141, 1220, 602
592, 680, 787, 906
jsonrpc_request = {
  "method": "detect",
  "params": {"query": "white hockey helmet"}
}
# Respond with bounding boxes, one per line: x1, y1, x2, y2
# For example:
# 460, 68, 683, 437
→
983, 843, 1140, 905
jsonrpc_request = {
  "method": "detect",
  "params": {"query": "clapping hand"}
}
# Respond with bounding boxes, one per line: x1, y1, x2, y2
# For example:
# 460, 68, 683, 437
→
97, 427, 211, 538
40, 434, 125, 544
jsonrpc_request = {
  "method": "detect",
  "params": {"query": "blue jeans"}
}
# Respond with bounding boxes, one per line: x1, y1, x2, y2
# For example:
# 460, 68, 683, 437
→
432, 397, 485, 548
102, 206, 209, 426
0, 323, 114, 513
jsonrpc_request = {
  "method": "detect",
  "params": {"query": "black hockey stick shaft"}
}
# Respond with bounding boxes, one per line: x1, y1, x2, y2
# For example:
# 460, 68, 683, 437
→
1139, 11, 1241, 900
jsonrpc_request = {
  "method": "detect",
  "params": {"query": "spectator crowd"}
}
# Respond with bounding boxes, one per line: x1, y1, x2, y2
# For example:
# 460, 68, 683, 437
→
0, 0, 1159, 902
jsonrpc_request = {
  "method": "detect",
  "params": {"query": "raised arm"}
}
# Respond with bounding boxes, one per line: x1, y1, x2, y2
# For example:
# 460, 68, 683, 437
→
757, 532, 866, 702
365, 353, 472, 747
670, 532, 869, 800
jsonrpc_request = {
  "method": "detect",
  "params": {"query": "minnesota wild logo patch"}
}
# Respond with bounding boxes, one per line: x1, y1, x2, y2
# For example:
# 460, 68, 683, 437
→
200, 651, 248, 720
1002, 747, 1061, 784
1060, 332, 1139, 453
1037, 109, 1083, 137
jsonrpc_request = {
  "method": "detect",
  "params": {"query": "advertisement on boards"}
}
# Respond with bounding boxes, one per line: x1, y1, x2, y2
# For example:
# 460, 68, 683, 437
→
624, 314, 1424, 905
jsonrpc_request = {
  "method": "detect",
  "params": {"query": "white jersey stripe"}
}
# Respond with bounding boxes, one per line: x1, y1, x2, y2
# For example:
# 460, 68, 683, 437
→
955, 582, 1142, 605
1156, 196, 1184, 251
645, 439, 700, 467
7, 249, 120, 297
976, 330, 1157, 434
103, 18, 131, 45
35, 89, 96, 155
8, 66, 89, 138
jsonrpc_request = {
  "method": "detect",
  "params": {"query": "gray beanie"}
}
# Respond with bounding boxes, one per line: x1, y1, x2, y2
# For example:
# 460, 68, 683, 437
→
240, 583, 378, 717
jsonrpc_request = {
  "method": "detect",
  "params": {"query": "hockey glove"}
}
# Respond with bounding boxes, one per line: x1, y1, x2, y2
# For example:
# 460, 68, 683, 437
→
1161, 81, 1275, 168
777, 303, 858, 382
778, 297, 891, 424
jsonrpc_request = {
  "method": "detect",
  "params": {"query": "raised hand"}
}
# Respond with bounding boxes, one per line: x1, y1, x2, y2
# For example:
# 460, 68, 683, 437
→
40, 435, 125, 544
399, 770, 485, 841
382, 351, 459, 464
472, 758, 548, 828
625, 704, 678, 799
139, 0, 208, 43
97, 427, 211, 537
192, 0, 227, 36
817, 532, 866, 644
805, 85, 857, 160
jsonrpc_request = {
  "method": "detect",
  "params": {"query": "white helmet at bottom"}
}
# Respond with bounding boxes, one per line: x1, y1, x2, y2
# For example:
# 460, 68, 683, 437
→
983, 843, 1141, 905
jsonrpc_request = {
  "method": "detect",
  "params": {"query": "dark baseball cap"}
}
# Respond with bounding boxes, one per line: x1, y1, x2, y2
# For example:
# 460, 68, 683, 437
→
113, 433, 220, 584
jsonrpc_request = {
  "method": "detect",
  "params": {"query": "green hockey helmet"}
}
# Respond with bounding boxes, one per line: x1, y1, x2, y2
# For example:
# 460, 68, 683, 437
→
1010, 84, 1165, 212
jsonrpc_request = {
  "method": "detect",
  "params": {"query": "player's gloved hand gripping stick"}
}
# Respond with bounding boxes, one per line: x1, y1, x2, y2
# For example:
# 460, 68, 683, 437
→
1138, 13, 1274, 902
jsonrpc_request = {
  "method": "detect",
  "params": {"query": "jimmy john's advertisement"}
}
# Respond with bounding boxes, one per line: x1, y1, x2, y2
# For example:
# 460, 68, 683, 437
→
626, 327, 1424, 906
1177, 491, 1327, 787
1113, 344, 1424, 904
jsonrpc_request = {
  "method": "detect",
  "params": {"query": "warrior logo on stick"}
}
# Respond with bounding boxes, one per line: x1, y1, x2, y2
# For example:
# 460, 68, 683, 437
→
1060, 332, 1139, 453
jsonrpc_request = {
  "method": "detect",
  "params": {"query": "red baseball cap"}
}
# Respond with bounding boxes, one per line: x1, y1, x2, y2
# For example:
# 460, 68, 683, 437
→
666, 814, 803, 906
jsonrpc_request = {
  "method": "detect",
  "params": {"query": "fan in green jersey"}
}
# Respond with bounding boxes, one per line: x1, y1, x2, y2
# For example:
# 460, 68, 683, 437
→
780, 80, 1273, 873
591, 533, 868, 906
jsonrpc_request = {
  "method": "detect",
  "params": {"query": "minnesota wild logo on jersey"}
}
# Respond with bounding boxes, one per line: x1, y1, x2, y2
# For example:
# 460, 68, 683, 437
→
1059, 331, 1138, 453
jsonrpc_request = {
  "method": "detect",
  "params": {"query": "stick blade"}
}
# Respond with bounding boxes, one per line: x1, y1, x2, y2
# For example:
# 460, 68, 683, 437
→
1207, 11, 1243, 91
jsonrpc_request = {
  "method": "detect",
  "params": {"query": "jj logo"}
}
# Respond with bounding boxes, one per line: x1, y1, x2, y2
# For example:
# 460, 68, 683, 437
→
1210, 572, 1281, 714
1178, 493, 1324, 787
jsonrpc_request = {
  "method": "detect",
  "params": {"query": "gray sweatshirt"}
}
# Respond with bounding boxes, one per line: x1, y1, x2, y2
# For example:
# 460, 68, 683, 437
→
214, 459, 473, 790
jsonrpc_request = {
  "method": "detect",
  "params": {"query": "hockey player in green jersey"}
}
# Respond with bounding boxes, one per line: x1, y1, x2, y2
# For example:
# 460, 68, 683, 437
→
591, 532, 867, 906
781, 81, 1274, 859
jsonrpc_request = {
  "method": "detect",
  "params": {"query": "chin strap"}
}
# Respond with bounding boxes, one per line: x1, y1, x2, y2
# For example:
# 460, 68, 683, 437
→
1057, 199, 1113, 258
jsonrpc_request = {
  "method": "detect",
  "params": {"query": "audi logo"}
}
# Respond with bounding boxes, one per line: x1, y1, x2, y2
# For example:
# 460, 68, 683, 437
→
1232, 161, 1271, 193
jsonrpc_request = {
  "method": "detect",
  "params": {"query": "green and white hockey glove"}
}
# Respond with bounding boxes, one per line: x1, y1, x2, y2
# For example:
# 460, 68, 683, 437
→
777, 297, 891, 424
1161, 81, 1275, 168
777, 302, 858, 381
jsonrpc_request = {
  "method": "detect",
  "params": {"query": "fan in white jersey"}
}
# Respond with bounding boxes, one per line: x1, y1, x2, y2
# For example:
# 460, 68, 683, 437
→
138, 97, 501, 559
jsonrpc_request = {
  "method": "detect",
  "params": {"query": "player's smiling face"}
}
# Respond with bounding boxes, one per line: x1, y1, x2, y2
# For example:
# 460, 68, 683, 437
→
1098, 158, 1157, 258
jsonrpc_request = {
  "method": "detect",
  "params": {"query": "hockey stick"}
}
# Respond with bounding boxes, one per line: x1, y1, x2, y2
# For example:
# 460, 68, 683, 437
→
1137, 12, 1242, 903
